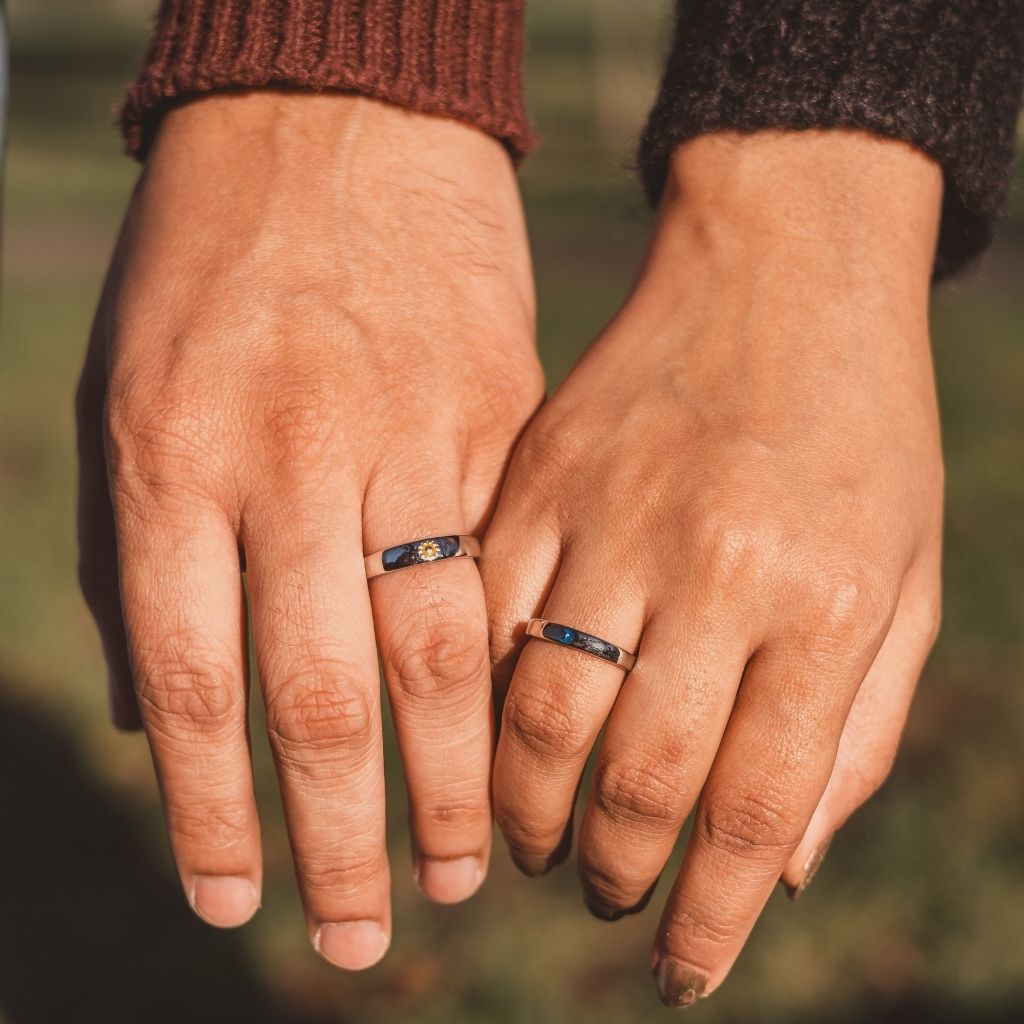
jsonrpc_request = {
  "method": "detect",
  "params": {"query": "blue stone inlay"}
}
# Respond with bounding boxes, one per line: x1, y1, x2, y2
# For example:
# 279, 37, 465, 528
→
543, 622, 576, 645
541, 621, 621, 664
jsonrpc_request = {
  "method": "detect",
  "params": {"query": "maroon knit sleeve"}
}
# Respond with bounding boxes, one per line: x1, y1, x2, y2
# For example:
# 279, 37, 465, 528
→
638, 1, 1024, 279
121, 0, 533, 162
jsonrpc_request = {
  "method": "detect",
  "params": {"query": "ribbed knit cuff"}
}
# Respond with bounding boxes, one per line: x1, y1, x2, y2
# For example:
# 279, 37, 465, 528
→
121, 0, 533, 162
638, 1, 1024, 279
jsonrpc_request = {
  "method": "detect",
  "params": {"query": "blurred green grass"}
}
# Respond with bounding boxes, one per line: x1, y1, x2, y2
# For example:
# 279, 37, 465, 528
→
0, 2, 1022, 1022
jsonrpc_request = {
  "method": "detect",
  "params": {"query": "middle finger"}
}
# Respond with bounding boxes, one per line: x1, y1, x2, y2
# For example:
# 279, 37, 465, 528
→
244, 486, 389, 972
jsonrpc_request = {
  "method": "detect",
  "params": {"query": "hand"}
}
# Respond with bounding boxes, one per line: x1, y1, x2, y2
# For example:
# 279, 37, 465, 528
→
76, 93, 541, 967
483, 131, 943, 1005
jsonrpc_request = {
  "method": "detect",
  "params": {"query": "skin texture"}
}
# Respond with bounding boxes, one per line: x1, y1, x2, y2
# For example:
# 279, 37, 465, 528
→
75, 92, 542, 968
482, 131, 944, 1005
78, 100, 944, 1003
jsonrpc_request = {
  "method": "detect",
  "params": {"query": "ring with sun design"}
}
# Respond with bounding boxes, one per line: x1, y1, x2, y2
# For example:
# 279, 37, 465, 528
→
364, 535, 481, 579
525, 618, 637, 672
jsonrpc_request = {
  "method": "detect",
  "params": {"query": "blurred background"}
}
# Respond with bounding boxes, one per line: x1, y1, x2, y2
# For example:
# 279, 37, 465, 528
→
1, 1, 1022, 1021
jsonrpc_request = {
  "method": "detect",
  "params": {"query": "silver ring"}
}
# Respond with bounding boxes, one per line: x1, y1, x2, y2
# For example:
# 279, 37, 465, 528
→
364, 535, 480, 579
525, 618, 637, 672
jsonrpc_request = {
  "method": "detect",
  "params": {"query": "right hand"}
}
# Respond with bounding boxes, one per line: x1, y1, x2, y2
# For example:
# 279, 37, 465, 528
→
75, 92, 542, 969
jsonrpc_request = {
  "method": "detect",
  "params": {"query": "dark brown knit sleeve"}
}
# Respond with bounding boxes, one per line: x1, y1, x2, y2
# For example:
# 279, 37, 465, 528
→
638, 1, 1024, 279
121, 0, 533, 162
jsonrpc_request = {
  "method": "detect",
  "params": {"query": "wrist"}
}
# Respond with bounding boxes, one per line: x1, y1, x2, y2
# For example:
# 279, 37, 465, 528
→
649, 130, 943, 292
148, 91, 515, 200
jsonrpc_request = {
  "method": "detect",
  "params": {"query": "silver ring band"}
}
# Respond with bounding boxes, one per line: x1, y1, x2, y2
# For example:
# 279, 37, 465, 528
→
365, 535, 480, 579
525, 618, 637, 672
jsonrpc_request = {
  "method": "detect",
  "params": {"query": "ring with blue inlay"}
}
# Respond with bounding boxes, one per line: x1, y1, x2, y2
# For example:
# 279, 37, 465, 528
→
364, 534, 480, 579
524, 618, 637, 672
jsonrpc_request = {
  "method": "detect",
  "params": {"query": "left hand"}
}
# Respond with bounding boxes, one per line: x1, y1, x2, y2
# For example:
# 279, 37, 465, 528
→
482, 131, 944, 1006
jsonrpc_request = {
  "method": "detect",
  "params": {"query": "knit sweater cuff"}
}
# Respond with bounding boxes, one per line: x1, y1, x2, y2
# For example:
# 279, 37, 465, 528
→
121, 0, 533, 162
638, 2, 1024, 279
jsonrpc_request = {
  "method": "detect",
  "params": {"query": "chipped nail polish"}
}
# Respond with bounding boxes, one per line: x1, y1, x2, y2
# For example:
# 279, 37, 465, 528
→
584, 877, 659, 922
509, 848, 554, 877
584, 892, 628, 921
653, 957, 709, 1008
787, 834, 834, 901
510, 817, 574, 877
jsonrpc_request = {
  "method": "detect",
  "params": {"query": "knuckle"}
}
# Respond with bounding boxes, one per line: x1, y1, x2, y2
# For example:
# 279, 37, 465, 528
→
513, 420, 582, 476
136, 649, 242, 740
104, 381, 219, 507
254, 375, 341, 464
265, 660, 375, 762
700, 788, 801, 859
385, 615, 488, 706
664, 898, 736, 950
502, 683, 591, 761
168, 800, 252, 853
301, 847, 385, 899
592, 754, 685, 833
696, 513, 772, 586
506, 421, 587, 516
806, 571, 889, 638
417, 798, 490, 836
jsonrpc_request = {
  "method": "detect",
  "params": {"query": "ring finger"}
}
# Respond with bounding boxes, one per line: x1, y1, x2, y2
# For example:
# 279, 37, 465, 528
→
494, 539, 645, 875
364, 461, 495, 905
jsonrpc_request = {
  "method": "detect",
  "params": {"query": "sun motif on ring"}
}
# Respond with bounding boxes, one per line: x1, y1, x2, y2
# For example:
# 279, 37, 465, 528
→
417, 540, 442, 561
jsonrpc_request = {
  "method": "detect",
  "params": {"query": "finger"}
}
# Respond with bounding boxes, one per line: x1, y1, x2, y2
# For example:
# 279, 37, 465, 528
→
653, 596, 890, 1006
112, 474, 260, 928
576, 606, 750, 919
76, 326, 140, 730
244, 489, 390, 971
493, 538, 645, 876
363, 464, 493, 906
781, 564, 941, 896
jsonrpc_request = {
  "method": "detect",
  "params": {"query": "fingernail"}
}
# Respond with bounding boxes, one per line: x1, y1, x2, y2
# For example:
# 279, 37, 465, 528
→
510, 843, 570, 877
510, 848, 552, 876
584, 893, 628, 921
414, 855, 484, 904
653, 958, 709, 1008
584, 877, 659, 922
510, 818, 573, 877
314, 921, 390, 970
189, 875, 260, 928
552, 816, 574, 863
786, 834, 834, 901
